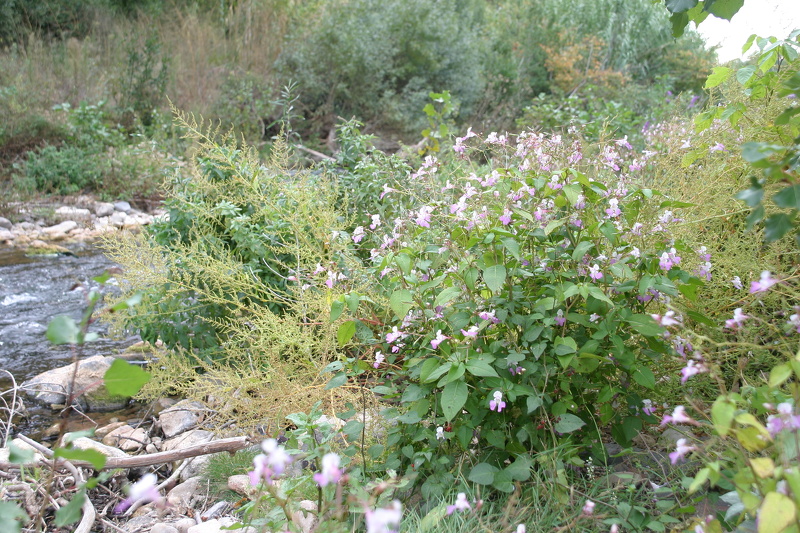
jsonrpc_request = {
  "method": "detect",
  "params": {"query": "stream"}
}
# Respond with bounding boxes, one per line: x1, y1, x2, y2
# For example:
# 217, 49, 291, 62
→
0, 243, 142, 436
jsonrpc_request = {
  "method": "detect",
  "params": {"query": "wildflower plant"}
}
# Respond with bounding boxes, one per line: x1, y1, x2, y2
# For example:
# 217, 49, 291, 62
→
331, 127, 706, 498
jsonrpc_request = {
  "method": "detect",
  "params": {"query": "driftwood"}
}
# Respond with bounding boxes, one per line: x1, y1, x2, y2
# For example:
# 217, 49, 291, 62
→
0, 436, 252, 471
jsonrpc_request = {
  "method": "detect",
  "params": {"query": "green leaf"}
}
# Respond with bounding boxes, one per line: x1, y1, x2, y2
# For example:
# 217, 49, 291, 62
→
544, 219, 565, 235
389, 289, 414, 319
345, 293, 360, 314
764, 213, 795, 242
110, 292, 143, 311
704, 66, 732, 89
337, 321, 357, 347
8, 444, 34, 464
483, 265, 507, 294
46, 315, 80, 345
735, 65, 757, 85
527, 395, 542, 414
104, 359, 151, 398
571, 240, 594, 262
504, 455, 532, 481
776, 107, 800, 126
554, 414, 585, 434
501, 237, 521, 261
468, 463, 498, 485
440, 381, 468, 422
758, 492, 796, 533
711, 396, 736, 437
632, 367, 656, 389
434, 286, 461, 308
54, 447, 107, 470
665, 0, 698, 13
325, 372, 348, 390
0, 501, 28, 533
773, 185, 800, 210
465, 358, 499, 378
626, 314, 663, 336
769, 364, 793, 388
330, 299, 345, 322
54, 491, 85, 527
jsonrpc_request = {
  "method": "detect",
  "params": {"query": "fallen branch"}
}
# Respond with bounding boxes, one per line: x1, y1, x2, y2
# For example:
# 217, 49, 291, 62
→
0, 436, 251, 471
296, 144, 335, 161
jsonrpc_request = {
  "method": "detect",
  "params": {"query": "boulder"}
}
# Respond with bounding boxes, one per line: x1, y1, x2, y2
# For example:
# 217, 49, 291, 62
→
159, 400, 206, 438
166, 476, 204, 510
42, 220, 78, 238
21, 355, 129, 411
94, 202, 115, 217
0, 229, 13, 242
0, 216, 12, 229
55, 206, 92, 222
68, 436, 130, 460
114, 201, 133, 213
102, 425, 151, 452
110, 211, 127, 227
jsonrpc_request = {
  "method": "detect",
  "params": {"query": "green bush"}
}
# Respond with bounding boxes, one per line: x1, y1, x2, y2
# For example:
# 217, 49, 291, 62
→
17, 144, 104, 195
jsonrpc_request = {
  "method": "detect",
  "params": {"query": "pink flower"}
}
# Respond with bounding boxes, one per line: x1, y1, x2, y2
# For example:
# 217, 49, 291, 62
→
731, 276, 743, 290
370, 214, 382, 229
582, 500, 595, 515
385, 327, 406, 344
249, 439, 292, 486
479, 310, 500, 324
661, 405, 696, 426
642, 399, 656, 416
750, 271, 779, 293
554, 309, 566, 326
373, 351, 385, 369
681, 360, 707, 383
489, 390, 506, 412
658, 248, 681, 271
414, 206, 434, 228
114, 473, 162, 514
352, 226, 365, 243
650, 310, 681, 327
380, 185, 397, 200
517, 525, 527, 533
709, 142, 726, 152
588, 264, 603, 281
499, 208, 513, 225
431, 330, 449, 349
605, 198, 621, 218
724, 308, 749, 330
766, 402, 800, 437
461, 325, 479, 339
788, 311, 800, 333
365, 500, 402, 533
313, 453, 343, 487
446, 493, 472, 515
669, 438, 696, 464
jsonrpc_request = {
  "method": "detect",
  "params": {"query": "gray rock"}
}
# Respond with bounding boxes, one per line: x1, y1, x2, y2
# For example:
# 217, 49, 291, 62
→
150, 524, 179, 533
114, 201, 133, 213
0, 216, 12, 229
94, 202, 115, 217
173, 517, 198, 533
166, 476, 204, 510
110, 211, 127, 228
69, 436, 130, 460
0, 229, 13, 241
227, 474, 257, 497
55, 206, 92, 221
102, 425, 150, 452
159, 400, 206, 438
161, 429, 214, 481
42, 220, 78, 237
21, 355, 129, 411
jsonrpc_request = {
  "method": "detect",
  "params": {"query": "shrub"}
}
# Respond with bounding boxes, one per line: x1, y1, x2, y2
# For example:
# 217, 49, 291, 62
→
17, 144, 105, 195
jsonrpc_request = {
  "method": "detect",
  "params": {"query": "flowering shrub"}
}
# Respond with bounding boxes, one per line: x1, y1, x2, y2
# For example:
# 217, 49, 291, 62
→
324, 127, 706, 498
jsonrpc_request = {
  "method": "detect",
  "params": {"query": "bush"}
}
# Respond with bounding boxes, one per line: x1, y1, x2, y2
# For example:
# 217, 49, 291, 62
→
17, 144, 105, 195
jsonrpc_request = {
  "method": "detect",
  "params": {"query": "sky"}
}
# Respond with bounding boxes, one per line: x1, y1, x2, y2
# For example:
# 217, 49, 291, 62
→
696, 1, 800, 62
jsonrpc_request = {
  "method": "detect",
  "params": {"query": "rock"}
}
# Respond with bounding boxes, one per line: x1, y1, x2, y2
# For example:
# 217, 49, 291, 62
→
55, 206, 92, 221
120, 513, 159, 533
110, 211, 128, 227
0, 229, 13, 241
26, 241, 73, 255
95, 202, 115, 217
0, 216, 12, 229
0, 438, 44, 464
161, 429, 214, 481
200, 501, 230, 521
102, 425, 151, 452
658, 428, 690, 449
69, 436, 130, 460
227, 474, 257, 497
187, 517, 254, 533
95, 421, 128, 439
152, 397, 178, 416
159, 400, 206, 438
21, 355, 129, 411
114, 201, 133, 213
166, 476, 204, 510
42, 220, 78, 237
173, 517, 198, 533
150, 524, 179, 533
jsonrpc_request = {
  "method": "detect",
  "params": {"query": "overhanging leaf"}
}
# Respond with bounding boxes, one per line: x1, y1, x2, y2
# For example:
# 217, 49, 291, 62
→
0, 501, 28, 533
764, 213, 795, 242
773, 185, 800, 210
54, 491, 85, 527
706, 0, 744, 20
104, 359, 151, 397
665, 0, 698, 13
46, 315, 79, 345
337, 320, 357, 346
483, 265, 507, 294
757, 492, 796, 533
705, 66, 732, 88
54, 447, 107, 470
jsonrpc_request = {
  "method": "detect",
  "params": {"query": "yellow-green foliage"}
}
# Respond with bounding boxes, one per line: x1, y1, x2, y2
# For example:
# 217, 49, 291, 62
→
102, 112, 366, 431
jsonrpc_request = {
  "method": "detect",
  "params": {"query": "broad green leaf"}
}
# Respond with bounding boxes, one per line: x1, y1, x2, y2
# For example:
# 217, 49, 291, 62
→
46, 315, 79, 345
553, 414, 585, 434
626, 314, 663, 336
587, 285, 613, 306
711, 396, 736, 437
665, 0, 698, 13
104, 359, 151, 397
504, 455, 532, 481
465, 358, 499, 378
440, 381, 467, 422
468, 462, 498, 485
527, 395, 542, 414
750, 457, 774, 479
632, 367, 655, 389
544, 219, 565, 235
325, 372, 348, 390
54, 491, 85, 527
688, 467, 710, 494
773, 185, 800, 210
418, 504, 448, 533
0, 501, 28, 533
704, 66, 732, 89
54, 447, 107, 470
554, 336, 577, 356
434, 286, 461, 308
345, 293, 360, 314
8, 444, 34, 464
337, 320, 357, 346
764, 213, 794, 242
330, 299, 345, 322
483, 265, 507, 294
757, 492, 796, 533
109, 292, 143, 311
735, 65, 757, 85
389, 289, 414, 319
571, 240, 594, 262
500, 237, 521, 261
492, 469, 515, 493
395, 253, 412, 275
769, 364, 792, 388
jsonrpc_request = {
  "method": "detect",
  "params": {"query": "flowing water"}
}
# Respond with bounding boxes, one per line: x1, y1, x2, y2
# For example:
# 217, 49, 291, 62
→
0, 243, 141, 436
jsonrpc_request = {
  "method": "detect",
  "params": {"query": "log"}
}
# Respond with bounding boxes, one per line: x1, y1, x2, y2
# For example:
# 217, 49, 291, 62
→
0, 436, 252, 471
